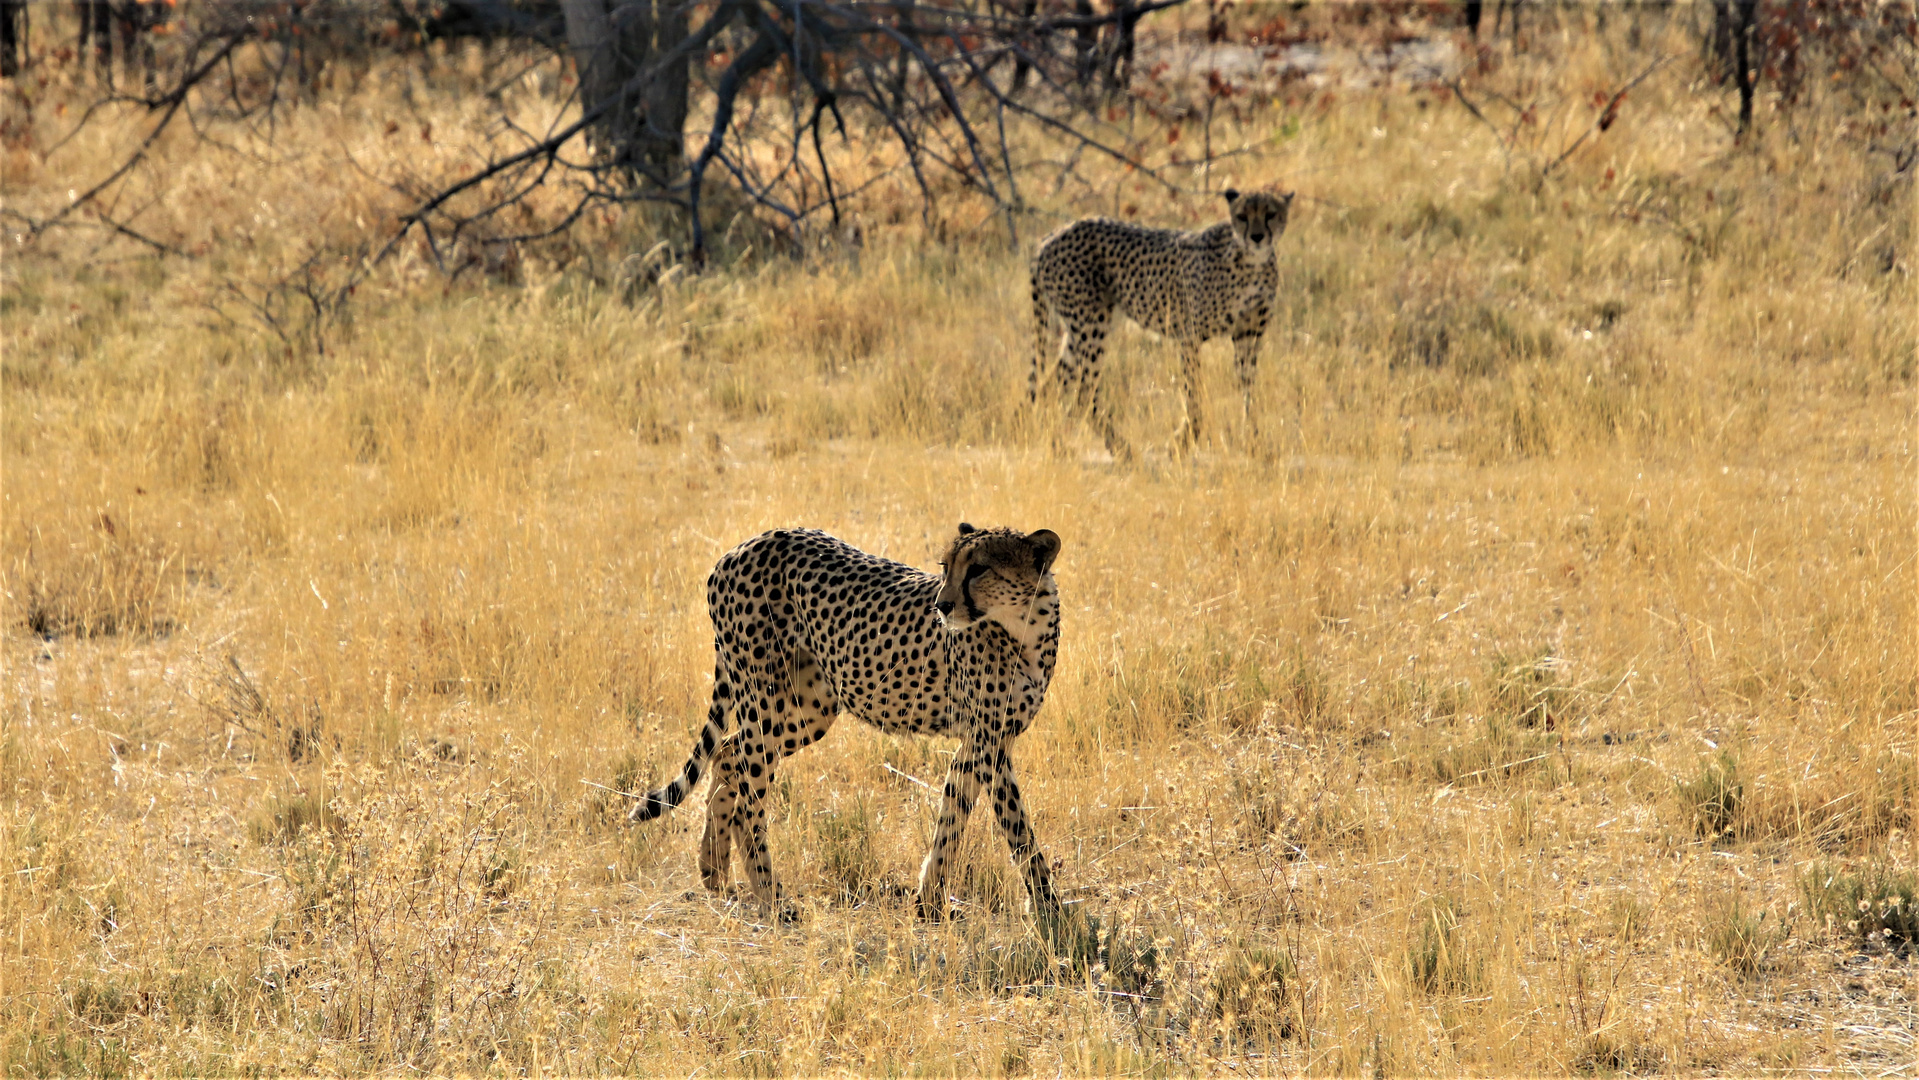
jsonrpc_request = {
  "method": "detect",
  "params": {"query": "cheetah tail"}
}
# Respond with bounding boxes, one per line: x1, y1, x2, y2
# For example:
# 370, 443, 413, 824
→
628, 676, 732, 823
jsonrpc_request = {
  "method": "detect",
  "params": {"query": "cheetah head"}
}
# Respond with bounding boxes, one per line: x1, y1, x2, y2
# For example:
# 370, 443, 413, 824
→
1224, 188, 1294, 261
934, 523, 1061, 640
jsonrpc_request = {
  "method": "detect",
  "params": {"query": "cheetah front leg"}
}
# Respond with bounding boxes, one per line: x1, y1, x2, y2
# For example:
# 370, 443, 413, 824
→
1232, 332, 1262, 441
989, 744, 1059, 911
917, 740, 992, 919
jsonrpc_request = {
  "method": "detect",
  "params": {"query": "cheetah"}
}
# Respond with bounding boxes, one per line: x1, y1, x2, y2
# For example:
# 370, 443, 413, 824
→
1030, 188, 1295, 457
627, 524, 1064, 919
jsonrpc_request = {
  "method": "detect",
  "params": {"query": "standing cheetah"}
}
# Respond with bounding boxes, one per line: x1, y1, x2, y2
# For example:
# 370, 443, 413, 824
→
1030, 188, 1294, 456
627, 524, 1064, 919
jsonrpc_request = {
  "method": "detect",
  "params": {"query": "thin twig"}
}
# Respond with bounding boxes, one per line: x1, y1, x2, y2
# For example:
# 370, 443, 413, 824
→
581, 779, 646, 801
1543, 55, 1670, 178
21, 30, 248, 242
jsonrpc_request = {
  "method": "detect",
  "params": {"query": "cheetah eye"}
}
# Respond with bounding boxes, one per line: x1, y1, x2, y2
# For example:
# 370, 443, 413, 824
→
963, 563, 991, 583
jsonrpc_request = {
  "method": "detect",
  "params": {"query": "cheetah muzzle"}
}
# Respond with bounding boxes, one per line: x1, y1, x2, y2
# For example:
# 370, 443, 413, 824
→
1030, 187, 1296, 457
624, 523, 1064, 920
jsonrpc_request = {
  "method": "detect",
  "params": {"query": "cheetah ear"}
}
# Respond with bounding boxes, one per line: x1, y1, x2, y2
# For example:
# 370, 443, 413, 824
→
957, 522, 976, 535
1223, 188, 1240, 204
1026, 530, 1061, 574
1282, 190, 1296, 205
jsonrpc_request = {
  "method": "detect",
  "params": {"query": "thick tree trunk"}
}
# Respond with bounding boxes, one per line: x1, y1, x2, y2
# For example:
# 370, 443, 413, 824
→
118, 1, 158, 95
1101, 0, 1140, 92
1009, 0, 1037, 92
79, 0, 112, 78
640, 0, 688, 182
1732, 0, 1757, 136
1073, 0, 1097, 84
0, 0, 25, 77
1496, 0, 1521, 43
561, 0, 628, 153
560, 0, 688, 187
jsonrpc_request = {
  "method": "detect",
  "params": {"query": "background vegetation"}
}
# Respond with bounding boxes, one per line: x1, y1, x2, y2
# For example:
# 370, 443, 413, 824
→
3, 1, 1915, 1074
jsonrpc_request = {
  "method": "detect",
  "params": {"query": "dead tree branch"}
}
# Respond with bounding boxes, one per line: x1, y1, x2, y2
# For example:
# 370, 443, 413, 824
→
379, 0, 1196, 271
1543, 55, 1668, 177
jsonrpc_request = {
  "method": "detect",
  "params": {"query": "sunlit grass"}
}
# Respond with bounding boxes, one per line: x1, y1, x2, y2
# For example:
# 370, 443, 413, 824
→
3, 5, 1914, 1075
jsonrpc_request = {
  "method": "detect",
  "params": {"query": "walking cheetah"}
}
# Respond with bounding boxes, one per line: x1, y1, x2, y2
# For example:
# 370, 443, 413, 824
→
1030, 188, 1295, 456
627, 524, 1064, 919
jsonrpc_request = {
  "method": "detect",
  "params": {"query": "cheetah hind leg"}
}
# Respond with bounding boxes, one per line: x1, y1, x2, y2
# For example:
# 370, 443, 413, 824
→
1169, 338, 1205, 456
1028, 297, 1082, 458
701, 654, 840, 902
1062, 311, 1131, 462
722, 689, 792, 919
1028, 290, 1064, 405
697, 732, 745, 894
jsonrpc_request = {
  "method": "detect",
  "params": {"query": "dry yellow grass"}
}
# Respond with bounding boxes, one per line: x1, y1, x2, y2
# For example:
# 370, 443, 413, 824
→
3, 6, 1915, 1075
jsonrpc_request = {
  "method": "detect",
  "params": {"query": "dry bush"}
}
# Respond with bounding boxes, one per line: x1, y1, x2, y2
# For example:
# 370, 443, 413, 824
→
1208, 940, 1299, 1042
1800, 862, 1919, 952
1676, 750, 1745, 841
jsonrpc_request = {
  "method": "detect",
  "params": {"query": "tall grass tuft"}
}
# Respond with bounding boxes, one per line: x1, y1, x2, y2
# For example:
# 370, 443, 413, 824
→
1704, 895, 1781, 977
1676, 751, 1745, 841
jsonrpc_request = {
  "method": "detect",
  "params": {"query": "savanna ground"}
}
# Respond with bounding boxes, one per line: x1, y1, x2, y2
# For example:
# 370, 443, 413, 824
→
3, 2, 1916, 1075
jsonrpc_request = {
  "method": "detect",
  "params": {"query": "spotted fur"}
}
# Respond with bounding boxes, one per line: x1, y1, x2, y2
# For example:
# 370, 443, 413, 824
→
628, 524, 1063, 918
1031, 188, 1295, 456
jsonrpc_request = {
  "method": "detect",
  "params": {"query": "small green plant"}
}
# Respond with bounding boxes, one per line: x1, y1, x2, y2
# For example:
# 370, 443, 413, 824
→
1800, 862, 1919, 950
1266, 653, 1331, 728
1229, 756, 1288, 838
1704, 895, 1780, 976
591, 751, 654, 825
1209, 941, 1297, 1040
1407, 896, 1481, 994
1043, 907, 1102, 978
247, 792, 337, 846
1230, 756, 1367, 855
483, 842, 521, 900
1676, 751, 1743, 840
950, 857, 1012, 914
969, 909, 1160, 998
814, 800, 882, 901
63, 976, 139, 1027
1490, 648, 1569, 730
272, 838, 351, 945
1427, 714, 1558, 787
55, 881, 127, 940
1504, 792, 1539, 846
1573, 1034, 1663, 1075
1388, 272, 1557, 379
1609, 891, 1648, 944
1100, 921, 1161, 1000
